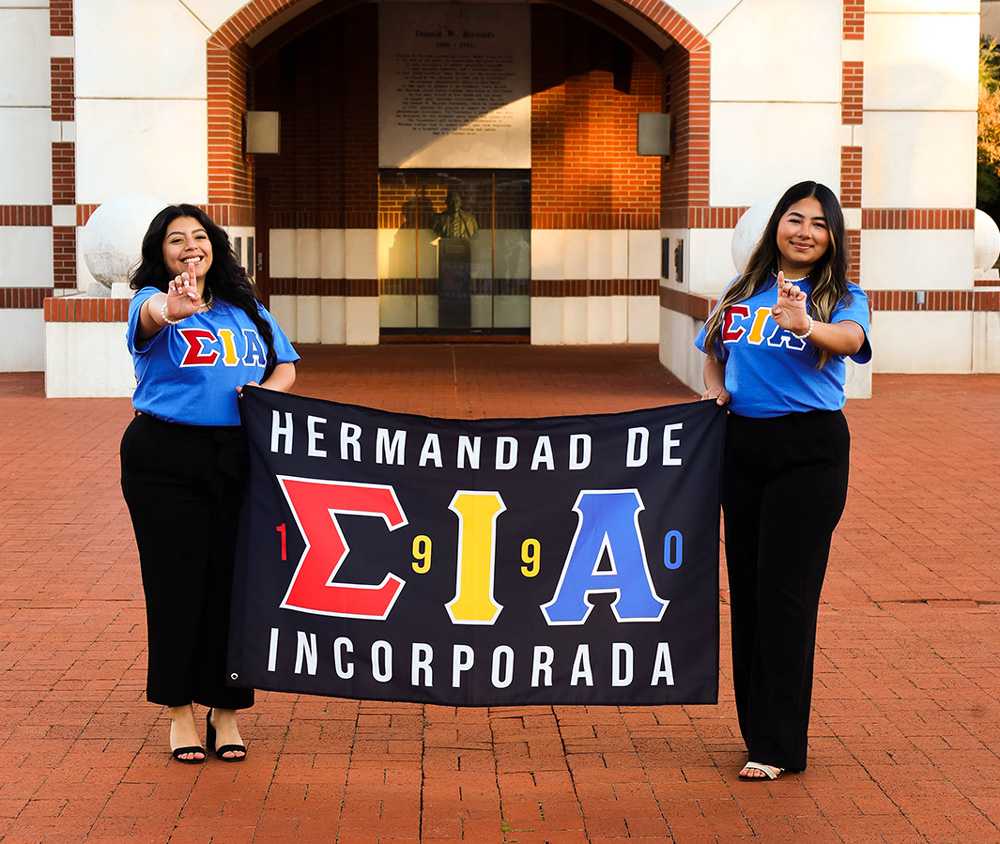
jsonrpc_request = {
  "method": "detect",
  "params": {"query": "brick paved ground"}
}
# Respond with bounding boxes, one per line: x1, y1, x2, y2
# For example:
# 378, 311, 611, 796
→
1, 344, 998, 844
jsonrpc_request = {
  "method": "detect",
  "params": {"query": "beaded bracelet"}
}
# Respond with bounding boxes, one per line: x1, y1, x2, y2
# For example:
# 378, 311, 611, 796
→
791, 315, 814, 340
160, 300, 181, 326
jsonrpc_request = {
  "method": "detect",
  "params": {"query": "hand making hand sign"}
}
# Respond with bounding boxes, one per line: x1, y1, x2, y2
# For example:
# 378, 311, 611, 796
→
770, 271, 812, 338
165, 264, 202, 323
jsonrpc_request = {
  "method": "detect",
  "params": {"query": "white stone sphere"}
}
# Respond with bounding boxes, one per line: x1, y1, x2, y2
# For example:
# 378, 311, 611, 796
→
731, 195, 779, 273
974, 209, 1000, 271
82, 194, 168, 286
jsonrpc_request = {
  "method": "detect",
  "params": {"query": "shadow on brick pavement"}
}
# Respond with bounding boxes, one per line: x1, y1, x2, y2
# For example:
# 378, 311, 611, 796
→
1, 344, 998, 843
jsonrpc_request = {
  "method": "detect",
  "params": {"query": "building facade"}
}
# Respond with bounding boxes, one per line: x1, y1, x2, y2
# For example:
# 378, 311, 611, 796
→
0, 0, 990, 395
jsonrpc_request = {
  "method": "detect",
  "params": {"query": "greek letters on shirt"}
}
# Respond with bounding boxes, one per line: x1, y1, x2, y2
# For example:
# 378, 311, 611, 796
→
177, 326, 270, 368
720, 304, 808, 352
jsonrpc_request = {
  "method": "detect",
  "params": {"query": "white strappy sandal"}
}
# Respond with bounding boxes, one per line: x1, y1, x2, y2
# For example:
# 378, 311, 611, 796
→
738, 761, 784, 781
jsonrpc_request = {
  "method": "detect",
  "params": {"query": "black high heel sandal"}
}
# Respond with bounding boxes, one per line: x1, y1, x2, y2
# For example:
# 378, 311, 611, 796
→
171, 745, 206, 764
169, 716, 205, 764
206, 709, 247, 762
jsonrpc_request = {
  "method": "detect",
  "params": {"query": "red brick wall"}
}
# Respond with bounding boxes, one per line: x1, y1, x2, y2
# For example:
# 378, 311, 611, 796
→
841, 3, 864, 285
660, 43, 712, 230
0, 207, 51, 225
342, 8, 380, 229
862, 209, 975, 229
530, 6, 662, 230
207, 41, 253, 224
844, 0, 865, 40
49, 0, 72, 35
841, 146, 862, 208
51, 3, 76, 291
52, 142, 74, 206
842, 62, 863, 125
660, 47, 690, 229
252, 5, 379, 230
51, 58, 74, 122
252, 5, 661, 233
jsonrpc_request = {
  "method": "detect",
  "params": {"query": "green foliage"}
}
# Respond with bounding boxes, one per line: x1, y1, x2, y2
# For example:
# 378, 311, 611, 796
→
978, 161, 1000, 207
979, 38, 1000, 224
982, 36, 1000, 92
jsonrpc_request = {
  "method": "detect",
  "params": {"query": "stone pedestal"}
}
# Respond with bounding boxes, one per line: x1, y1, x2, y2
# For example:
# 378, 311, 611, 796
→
44, 295, 135, 398
438, 238, 472, 328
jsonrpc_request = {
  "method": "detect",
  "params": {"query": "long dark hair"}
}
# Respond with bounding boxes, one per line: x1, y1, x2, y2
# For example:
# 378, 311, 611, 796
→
702, 181, 852, 369
129, 204, 277, 378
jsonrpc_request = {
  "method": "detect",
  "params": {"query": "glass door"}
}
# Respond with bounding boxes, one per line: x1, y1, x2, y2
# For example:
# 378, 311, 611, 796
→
378, 170, 530, 337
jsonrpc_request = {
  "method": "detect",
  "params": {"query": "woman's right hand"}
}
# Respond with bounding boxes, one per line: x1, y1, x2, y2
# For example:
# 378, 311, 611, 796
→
136, 271, 202, 341
163, 270, 201, 322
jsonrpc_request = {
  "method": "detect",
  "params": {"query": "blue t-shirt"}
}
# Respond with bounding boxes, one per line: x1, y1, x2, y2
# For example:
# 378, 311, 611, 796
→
694, 275, 871, 418
127, 286, 299, 426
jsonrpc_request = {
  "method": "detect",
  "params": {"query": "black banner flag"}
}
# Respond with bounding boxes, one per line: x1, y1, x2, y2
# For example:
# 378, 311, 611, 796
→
230, 387, 725, 706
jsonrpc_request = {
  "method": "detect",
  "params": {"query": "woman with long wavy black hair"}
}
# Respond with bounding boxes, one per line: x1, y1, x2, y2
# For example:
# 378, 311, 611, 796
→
696, 181, 872, 781
121, 204, 298, 764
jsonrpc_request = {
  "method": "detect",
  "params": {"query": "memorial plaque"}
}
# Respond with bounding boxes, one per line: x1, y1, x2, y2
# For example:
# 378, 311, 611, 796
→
379, 4, 531, 168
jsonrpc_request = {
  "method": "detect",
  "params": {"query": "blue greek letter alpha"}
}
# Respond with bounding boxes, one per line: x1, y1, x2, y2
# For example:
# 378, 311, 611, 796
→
541, 489, 668, 625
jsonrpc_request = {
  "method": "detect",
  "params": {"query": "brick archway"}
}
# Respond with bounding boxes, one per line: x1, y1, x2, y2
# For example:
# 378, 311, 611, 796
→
205, 0, 711, 226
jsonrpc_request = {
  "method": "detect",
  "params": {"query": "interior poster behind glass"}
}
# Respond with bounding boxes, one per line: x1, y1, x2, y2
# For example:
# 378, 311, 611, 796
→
379, 4, 530, 169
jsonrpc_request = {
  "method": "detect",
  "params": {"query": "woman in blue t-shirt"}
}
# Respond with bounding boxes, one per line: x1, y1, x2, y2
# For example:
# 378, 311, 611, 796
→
695, 181, 871, 781
120, 205, 299, 764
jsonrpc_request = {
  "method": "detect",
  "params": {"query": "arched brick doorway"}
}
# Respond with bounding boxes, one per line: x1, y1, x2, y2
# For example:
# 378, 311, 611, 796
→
205, 0, 711, 340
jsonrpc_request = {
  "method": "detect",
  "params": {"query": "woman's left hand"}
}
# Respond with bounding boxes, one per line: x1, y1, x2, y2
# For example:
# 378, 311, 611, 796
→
701, 386, 730, 406
770, 271, 868, 356
770, 271, 811, 336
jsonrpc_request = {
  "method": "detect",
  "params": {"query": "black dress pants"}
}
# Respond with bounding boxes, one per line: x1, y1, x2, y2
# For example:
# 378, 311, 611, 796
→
722, 409, 850, 772
120, 413, 254, 710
